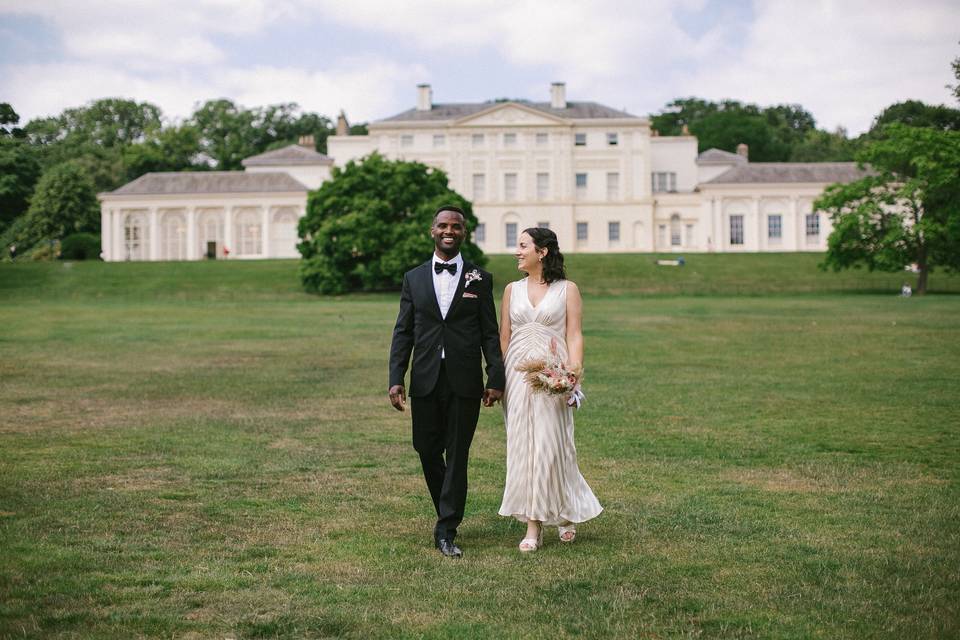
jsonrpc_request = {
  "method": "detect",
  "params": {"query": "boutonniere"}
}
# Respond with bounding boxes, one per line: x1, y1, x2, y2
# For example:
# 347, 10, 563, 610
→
464, 269, 482, 288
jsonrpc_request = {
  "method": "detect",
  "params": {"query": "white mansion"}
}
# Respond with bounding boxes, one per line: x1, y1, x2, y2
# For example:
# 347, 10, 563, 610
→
99, 83, 869, 260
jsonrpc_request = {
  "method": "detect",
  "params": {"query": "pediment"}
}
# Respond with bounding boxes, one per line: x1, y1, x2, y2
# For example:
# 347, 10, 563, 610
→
454, 103, 568, 127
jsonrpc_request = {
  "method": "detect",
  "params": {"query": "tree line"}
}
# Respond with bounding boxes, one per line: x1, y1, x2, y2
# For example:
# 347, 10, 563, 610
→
0, 98, 366, 258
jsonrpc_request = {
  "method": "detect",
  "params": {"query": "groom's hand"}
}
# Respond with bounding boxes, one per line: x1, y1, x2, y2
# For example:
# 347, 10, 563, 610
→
482, 389, 503, 407
389, 385, 406, 411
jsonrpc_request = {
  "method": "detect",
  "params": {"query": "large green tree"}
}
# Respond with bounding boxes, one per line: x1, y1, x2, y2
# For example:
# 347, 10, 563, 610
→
0, 135, 42, 231
18, 162, 101, 250
298, 153, 485, 294
815, 124, 960, 294
189, 99, 335, 169
868, 100, 960, 133
649, 98, 824, 161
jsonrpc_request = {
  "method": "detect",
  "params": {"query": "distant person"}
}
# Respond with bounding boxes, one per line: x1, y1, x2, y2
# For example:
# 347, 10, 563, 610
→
901, 283, 912, 297
498, 227, 602, 552
388, 205, 504, 558
8, 244, 16, 261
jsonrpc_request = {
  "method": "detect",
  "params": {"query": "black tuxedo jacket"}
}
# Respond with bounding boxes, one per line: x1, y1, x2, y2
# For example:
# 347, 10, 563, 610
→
389, 259, 505, 398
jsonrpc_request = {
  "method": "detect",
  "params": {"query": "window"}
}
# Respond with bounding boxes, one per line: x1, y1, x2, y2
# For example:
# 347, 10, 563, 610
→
503, 133, 517, 147
161, 212, 187, 260
536, 132, 549, 146
730, 214, 744, 245
607, 132, 618, 146
433, 134, 445, 147
685, 224, 694, 246
537, 221, 550, 229
472, 173, 485, 200
236, 210, 262, 256
606, 172, 619, 200
124, 213, 148, 260
504, 173, 517, 200
806, 213, 820, 237
505, 222, 518, 248
471, 133, 484, 147
536, 173, 549, 200
608, 221, 620, 242
400, 134, 413, 147
474, 223, 486, 243
575, 173, 587, 199
670, 213, 681, 246
574, 133, 586, 146
768, 214, 782, 239
577, 222, 588, 241
657, 224, 666, 247
652, 172, 677, 193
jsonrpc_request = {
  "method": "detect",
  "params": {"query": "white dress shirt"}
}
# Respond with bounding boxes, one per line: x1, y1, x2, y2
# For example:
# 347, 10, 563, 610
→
432, 252, 462, 358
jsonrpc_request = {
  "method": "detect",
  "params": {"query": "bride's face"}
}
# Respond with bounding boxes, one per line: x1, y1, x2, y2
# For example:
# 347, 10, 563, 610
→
515, 232, 544, 272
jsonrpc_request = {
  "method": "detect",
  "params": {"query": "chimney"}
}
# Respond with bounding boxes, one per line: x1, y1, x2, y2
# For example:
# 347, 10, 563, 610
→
416, 84, 432, 111
736, 143, 749, 159
336, 111, 349, 136
550, 82, 566, 109
298, 135, 315, 148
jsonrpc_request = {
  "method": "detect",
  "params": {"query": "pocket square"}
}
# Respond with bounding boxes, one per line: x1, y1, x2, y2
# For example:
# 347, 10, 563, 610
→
462, 292, 478, 298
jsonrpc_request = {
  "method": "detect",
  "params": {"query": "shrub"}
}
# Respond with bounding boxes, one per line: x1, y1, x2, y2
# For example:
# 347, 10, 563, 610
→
60, 232, 101, 260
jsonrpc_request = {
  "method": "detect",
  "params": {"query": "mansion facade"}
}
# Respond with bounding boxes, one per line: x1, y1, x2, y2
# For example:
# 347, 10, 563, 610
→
100, 83, 869, 261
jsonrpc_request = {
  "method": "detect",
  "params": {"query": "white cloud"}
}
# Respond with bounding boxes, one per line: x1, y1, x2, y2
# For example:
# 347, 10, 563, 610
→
678, 0, 960, 133
3, 58, 424, 124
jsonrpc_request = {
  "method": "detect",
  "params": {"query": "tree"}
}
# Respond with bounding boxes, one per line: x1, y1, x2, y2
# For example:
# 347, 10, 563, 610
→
122, 124, 204, 181
869, 100, 960, 133
298, 153, 485, 294
0, 136, 42, 230
1, 103, 26, 138
649, 98, 822, 161
18, 162, 100, 250
815, 124, 960, 294
790, 127, 857, 162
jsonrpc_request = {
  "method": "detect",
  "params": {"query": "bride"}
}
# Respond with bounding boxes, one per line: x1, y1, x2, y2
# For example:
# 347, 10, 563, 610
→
498, 227, 602, 551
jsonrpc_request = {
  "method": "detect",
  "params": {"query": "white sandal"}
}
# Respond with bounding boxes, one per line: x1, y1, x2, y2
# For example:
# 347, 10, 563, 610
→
519, 523, 543, 552
558, 525, 577, 543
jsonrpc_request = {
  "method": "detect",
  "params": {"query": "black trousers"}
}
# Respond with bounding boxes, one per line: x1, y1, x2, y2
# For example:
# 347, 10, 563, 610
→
410, 361, 481, 543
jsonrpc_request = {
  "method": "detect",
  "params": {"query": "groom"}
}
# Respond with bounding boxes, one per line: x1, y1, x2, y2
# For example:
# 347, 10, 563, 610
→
388, 205, 504, 558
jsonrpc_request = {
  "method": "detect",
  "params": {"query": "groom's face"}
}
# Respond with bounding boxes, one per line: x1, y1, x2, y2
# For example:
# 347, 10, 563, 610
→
432, 210, 466, 258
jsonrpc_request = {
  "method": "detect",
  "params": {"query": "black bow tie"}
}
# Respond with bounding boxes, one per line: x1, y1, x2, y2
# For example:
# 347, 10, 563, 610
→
434, 262, 457, 275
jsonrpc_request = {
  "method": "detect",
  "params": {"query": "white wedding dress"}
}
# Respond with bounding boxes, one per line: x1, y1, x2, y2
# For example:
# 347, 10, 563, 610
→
498, 278, 603, 526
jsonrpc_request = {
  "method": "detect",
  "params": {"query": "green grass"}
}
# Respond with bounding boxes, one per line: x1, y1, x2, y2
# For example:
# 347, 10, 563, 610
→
1, 256, 959, 639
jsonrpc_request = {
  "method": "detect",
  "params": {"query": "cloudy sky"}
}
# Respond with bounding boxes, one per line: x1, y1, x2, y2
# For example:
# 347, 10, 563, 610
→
1, 0, 957, 134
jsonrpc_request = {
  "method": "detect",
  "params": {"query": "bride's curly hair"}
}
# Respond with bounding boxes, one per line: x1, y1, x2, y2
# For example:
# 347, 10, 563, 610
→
523, 227, 566, 283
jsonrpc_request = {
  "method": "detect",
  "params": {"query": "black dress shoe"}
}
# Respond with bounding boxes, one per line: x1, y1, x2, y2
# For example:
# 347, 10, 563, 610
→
436, 538, 463, 558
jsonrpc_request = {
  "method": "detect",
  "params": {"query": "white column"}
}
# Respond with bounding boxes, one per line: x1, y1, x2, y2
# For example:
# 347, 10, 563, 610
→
751, 197, 761, 252
224, 208, 233, 259
187, 207, 197, 260
791, 196, 801, 251
149, 208, 159, 261
113, 210, 123, 261
710, 197, 717, 252
100, 208, 110, 260
261, 206, 271, 258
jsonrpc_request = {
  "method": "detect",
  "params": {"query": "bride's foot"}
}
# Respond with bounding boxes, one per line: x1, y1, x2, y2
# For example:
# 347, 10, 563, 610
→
558, 524, 576, 543
519, 521, 543, 552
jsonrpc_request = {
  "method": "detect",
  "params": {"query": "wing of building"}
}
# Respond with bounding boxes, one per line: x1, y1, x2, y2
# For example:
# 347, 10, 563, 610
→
100, 85, 870, 261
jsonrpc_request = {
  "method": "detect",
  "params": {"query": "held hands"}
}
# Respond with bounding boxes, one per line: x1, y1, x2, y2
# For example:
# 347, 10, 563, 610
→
388, 385, 406, 411
483, 389, 503, 407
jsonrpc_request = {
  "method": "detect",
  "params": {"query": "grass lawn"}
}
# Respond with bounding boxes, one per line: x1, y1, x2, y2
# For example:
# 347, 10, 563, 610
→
1, 255, 958, 639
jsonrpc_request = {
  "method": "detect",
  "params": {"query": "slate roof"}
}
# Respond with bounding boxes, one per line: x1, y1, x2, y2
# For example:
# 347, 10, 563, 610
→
697, 148, 747, 165
378, 101, 639, 123
107, 172, 308, 195
241, 144, 333, 166
705, 162, 872, 185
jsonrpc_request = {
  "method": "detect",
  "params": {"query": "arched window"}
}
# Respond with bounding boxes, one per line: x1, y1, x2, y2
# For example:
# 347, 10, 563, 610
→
161, 211, 187, 260
235, 209, 262, 256
670, 213, 682, 246
271, 207, 300, 258
197, 209, 224, 259
123, 211, 148, 261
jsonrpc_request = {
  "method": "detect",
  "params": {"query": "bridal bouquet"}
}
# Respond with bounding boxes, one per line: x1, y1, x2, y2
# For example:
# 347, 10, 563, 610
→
515, 339, 585, 408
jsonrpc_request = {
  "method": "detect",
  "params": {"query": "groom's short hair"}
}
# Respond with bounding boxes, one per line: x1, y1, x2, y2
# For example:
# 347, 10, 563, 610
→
433, 205, 465, 225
